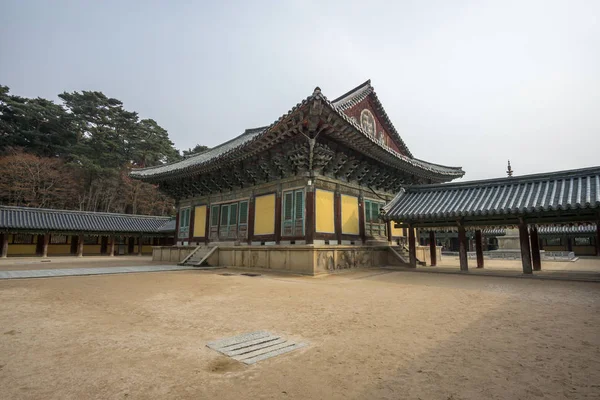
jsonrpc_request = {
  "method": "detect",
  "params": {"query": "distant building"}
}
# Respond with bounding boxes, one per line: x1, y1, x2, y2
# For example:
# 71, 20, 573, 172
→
0, 206, 174, 257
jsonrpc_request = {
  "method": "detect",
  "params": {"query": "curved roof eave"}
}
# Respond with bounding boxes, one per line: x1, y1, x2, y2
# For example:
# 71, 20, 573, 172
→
130, 84, 465, 181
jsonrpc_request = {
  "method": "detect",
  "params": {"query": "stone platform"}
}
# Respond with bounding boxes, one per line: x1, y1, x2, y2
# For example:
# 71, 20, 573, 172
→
152, 245, 405, 275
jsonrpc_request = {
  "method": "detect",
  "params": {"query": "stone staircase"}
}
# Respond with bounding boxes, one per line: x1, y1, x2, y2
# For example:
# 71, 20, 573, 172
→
388, 245, 426, 266
178, 245, 218, 267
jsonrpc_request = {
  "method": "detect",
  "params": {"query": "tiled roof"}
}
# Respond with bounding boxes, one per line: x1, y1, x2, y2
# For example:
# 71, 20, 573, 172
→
420, 228, 507, 237
537, 224, 597, 235
383, 167, 600, 222
130, 127, 267, 178
130, 81, 464, 181
0, 206, 172, 234
156, 218, 176, 232
331, 79, 413, 157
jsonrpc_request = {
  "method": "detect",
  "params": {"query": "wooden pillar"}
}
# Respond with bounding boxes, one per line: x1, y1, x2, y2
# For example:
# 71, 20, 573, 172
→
458, 224, 469, 271
408, 225, 417, 268
174, 207, 180, 244
358, 196, 366, 245
518, 221, 533, 274
1, 233, 8, 258
188, 207, 195, 243
42, 233, 50, 258
247, 196, 255, 245
137, 236, 143, 256
429, 230, 437, 266
275, 192, 282, 244
77, 234, 84, 257
530, 227, 541, 271
596, 223, 600, 257
305, 188, 314, 245
334, 191, 342, 244
109, 235, 115, 257
475, 229, 484, 268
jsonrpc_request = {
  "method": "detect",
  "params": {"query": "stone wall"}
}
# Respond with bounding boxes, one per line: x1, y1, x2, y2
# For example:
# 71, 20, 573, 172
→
152, 245, 393, 275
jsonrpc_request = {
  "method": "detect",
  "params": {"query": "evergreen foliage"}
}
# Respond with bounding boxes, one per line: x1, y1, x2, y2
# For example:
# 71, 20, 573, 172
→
0, 86, 196, 215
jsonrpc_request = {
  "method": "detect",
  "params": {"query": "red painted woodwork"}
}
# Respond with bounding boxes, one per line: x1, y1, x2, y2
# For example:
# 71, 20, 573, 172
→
475, 230, 484, 268
530, 227, 541, 271
457, 225, 468, 271
408, 226, 417, 267
342, 97, 407, 156
429, 230, 437, 266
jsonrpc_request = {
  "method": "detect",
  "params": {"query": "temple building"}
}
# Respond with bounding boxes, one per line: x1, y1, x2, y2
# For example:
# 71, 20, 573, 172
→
0, 206, 174, 258
130, 81, 464, 252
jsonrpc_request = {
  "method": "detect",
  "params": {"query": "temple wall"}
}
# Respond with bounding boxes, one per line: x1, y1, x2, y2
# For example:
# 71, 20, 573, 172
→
176, 175, 404, 245
315, 189, 335, 233
193, 205, 206, 237
341, 194, 359, 235
254, 194, 276, 235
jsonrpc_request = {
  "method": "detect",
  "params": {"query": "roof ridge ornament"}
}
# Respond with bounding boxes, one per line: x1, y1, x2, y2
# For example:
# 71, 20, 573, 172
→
507, 160, 514, 177
313, 87, 321, 96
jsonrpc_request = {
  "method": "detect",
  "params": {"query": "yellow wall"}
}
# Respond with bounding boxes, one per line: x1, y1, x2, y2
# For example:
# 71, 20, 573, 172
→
84, 245, 102, 255
193, 205, 207, 237
341, 195, 359, 235
254, 194, 275, 235
47, 245, 71, 255
7, 244, 36, 256
316, 189, 335, 233
392, 222, 404, 237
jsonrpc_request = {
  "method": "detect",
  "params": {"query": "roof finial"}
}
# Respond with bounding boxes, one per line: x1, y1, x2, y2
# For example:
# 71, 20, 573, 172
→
506, 160, 514, 177
313, 86, 321, 95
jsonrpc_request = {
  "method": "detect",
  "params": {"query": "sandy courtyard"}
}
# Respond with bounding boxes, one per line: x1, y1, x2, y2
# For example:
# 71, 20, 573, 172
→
0, 268, 599, 399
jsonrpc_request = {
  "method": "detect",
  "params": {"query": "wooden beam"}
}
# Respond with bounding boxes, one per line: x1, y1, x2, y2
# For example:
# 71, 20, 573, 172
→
530, 227, 541, 271
138, 236, 143, 256
109, 235, 115, 257
518, 221, 533, 274
247, 196, 255, 245
475, 229, 484, 268
275, 191, 282, 244
596, 222, 600, 257
305, 187, 315, 244
42, 233, 50, 258
359, 196, 366, 245
188, 207, 195, 243
1, 233, 8, 258
458, 224, 469, 271
429, 230, 437, 267
334, 190, 342, 244
77, 233, 84, 258
408, 225, 417, 268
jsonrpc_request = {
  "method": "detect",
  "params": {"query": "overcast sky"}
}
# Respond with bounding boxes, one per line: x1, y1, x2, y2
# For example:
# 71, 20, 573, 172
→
1, 0, 598, 181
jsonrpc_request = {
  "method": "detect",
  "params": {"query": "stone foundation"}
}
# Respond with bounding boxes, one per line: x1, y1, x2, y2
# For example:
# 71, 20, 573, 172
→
152, 245, 397, 275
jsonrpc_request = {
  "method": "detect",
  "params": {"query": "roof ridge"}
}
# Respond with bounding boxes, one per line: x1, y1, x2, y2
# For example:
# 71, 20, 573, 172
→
331, 79, 372, 104
0, 205, 171, 219
406, 166, 600, 191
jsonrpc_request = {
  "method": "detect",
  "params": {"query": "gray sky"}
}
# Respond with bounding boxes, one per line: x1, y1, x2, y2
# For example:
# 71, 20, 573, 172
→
1, 0, 599, 181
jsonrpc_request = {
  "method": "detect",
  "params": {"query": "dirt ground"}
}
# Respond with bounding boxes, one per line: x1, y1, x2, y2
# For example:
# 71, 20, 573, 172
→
438, 256, 600, 272
1, 268, 599, 400
0, 256, 162, 271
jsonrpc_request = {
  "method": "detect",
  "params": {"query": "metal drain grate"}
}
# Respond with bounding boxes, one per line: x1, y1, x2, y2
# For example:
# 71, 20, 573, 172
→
207, 331, 306, 365
240, 273, 261, 277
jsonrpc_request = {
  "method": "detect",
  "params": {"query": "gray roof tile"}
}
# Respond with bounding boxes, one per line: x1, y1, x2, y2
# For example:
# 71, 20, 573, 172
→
383, 167, 600, 222
0, 206, 173, 234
